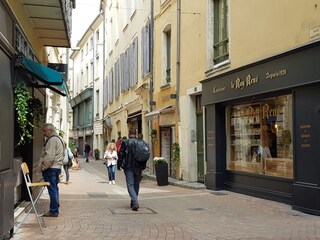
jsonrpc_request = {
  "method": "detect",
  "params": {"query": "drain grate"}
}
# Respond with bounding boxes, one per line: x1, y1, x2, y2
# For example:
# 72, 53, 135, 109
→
210, 192, 228, 196
188, 208, 205, 211
87, 192, 108, 198
110, 207, 157, 214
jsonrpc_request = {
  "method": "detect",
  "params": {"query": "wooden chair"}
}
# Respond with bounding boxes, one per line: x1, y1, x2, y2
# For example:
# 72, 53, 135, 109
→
18, 162, 50, 234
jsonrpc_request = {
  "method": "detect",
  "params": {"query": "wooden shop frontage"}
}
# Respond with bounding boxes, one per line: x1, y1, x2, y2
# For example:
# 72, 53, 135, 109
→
201, 41, 320, 215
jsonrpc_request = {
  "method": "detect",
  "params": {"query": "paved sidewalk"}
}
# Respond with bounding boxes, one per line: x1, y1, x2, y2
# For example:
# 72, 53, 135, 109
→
12, 157, 320, 240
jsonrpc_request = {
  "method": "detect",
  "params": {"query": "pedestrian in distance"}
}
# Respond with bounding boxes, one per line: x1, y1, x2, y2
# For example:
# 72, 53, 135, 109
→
62, 143, 74, 184
103, 143, 118, 184
84, 142, 91, 162
118, 128, 149, 211
38, 123, 64, 217
115, 136, 122, 154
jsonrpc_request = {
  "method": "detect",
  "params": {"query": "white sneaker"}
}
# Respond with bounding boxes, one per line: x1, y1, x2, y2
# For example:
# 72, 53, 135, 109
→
112, 180, 115, 184
109, 181, 112, 184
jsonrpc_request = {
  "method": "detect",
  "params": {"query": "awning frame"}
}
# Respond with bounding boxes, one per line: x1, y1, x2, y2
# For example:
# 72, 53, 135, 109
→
15, 54, 68, 97
145, 106, 174, 121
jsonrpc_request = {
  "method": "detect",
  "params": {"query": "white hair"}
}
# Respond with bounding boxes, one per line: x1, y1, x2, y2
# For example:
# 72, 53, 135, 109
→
43, 123, 56, 133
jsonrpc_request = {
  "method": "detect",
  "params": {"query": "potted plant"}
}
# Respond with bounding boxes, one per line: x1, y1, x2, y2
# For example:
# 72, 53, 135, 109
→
94, 149, 100, 160
154, 157, 168, 186
150, 129, 157, 143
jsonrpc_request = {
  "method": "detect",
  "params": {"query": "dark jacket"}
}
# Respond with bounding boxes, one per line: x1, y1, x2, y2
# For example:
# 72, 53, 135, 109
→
118, 137, 146, 170
84, 144, 91, 153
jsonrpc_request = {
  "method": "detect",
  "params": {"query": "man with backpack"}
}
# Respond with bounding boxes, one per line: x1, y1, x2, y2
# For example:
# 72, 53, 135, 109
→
118, 128, 150, 211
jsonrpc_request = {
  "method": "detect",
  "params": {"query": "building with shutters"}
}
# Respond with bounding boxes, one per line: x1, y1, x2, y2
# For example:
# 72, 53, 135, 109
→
69, 15, 104, 157
101, 0, 152, 152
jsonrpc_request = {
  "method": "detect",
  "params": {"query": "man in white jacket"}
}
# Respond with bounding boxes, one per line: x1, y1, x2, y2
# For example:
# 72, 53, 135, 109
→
39, 123, 64, 217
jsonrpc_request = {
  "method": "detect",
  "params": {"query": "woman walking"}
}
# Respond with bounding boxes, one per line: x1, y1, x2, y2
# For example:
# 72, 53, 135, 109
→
62, 144, 74, 184
103, 143, 118, 184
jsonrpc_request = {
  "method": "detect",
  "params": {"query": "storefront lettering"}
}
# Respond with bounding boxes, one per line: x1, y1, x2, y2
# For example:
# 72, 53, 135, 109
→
301, 144, 311, 148
262, 103, 281, 119
212, 86, 226, 94
234, 103, 283, 120
265, 69, 287, 80
231, 75, 259, 90
300, 134, 311, 138
300, 124, 311, 148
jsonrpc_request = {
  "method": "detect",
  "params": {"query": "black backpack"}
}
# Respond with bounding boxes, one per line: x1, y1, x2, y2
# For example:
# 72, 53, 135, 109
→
134, 139, 150, 162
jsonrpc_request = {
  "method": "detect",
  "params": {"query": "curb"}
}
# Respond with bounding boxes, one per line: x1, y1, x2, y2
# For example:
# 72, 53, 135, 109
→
142, 173, 206, 190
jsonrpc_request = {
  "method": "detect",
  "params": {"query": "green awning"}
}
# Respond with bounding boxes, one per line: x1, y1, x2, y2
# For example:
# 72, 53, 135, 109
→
17, 55, 69, 97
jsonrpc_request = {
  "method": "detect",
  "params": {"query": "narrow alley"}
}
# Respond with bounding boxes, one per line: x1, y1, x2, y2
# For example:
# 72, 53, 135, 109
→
12, 158, 320, 240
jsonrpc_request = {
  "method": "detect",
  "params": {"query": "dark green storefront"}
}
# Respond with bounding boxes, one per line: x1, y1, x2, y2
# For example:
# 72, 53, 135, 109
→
201, 41, 320, 215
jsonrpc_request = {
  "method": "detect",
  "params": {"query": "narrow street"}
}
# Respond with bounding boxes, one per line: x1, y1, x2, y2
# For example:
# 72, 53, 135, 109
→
12, 157, 320, 240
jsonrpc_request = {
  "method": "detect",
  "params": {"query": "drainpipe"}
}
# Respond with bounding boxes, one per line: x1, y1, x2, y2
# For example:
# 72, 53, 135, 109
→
149, 0, 154, 174
101, 8, 106, 148
91, 28, 95, 149
150, 0, 154, 113
176, 0, 181, 123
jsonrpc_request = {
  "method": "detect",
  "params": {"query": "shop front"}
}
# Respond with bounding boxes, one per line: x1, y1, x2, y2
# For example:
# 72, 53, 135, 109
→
202, 41, 320, 215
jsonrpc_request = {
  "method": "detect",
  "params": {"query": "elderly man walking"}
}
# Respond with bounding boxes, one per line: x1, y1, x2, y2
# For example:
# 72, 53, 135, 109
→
38, 123, 64, 217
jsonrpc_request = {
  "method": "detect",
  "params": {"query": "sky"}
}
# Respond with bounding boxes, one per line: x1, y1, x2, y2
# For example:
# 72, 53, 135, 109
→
71, 0, 100, 48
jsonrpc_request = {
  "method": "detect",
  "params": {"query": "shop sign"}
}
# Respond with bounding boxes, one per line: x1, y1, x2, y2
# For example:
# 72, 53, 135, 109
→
202, 42, 320, 105
310, 26, 320, 42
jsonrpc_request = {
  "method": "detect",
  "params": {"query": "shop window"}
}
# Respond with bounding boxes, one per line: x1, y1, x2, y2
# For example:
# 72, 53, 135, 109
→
226, 95, 293, 179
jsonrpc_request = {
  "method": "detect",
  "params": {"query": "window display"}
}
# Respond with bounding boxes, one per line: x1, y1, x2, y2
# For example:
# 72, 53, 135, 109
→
226, 95, 293, 179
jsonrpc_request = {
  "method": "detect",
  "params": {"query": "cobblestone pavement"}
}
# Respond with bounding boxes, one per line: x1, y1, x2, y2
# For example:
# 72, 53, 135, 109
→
12, 157, 320, 240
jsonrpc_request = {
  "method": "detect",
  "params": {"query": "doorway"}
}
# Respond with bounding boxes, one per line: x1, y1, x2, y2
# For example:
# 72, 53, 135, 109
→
196, 95, 204, 182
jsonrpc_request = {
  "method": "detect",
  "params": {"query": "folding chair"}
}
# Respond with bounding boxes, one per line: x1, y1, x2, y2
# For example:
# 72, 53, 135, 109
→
18, 162, 50, 234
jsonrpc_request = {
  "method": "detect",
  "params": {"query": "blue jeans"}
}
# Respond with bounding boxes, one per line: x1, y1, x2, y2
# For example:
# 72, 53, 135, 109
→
107, 165, 116, 181
42, 168, 61, 214
85, 152, 89, 161
124, 169, 142, 204
63, 165, 70, 182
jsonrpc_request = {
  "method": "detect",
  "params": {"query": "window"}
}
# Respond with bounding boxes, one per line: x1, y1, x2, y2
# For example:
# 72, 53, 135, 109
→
163, 28, 171, 84
96, 90, 100, 117
114, 59, 120, 98
81, 50, 84, 61
95, 57, 99, 78
120, 53, 127, 92
132, 37, 138, 86
213, 0, 229, 64
90, 61, 93, 82
86, 65, 89, 86
103, 76, 108, 108
86, 43, 89, 55
108, 68, 114, 103
90, 37, 93, 49
226, 95, 293, 179
141, 19, 150, 77
96, 30, 100, 43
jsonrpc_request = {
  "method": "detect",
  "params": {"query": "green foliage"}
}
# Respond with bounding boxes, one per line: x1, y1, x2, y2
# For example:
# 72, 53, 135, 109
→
172, 142, 181, 166
150, 129, 157, 138
154, 157, 167, 165
94, 149, 100, 160
28, 97, 46, 128
59, 130, 65, 137
69, 140, 75, 151
14, 82, 33, 145
14, 82, 46, 146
